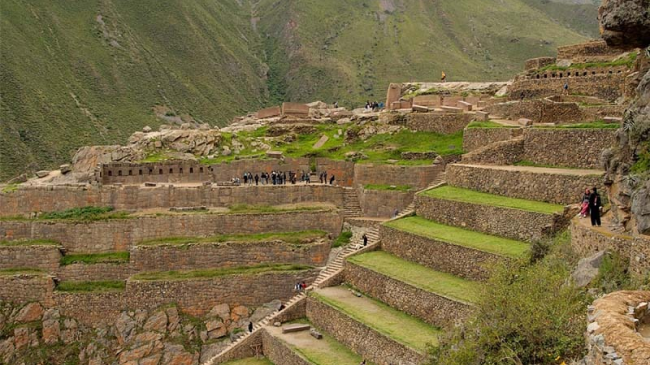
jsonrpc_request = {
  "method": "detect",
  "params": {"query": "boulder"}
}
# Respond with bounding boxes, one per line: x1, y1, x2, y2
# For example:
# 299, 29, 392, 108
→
310, 329, 323, 339
518, 118, 533, 127
282, 323, 310, 333
35, 170, 50, 178
632, 181, 650, 235
15, 303, 43, 323
59, 164, 71, 174
266, 150, 283, 159
42, 319, 60, 344
571, 251, 606, 287
556, 59, 572, 68
143, 311, 168, 333
162, 343, 195, 365
143, 126, 152, 133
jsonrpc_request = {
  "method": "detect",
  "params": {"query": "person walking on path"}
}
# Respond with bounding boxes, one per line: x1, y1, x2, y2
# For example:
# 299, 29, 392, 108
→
441, 71, 446, 82
362, 234, 368, 247
248, 321, 253, 333
589, 187, 603, 227
329, 174, 335, 185
579, 188, 590, 218
254, 174, 259, 186
563, 82, 569, 96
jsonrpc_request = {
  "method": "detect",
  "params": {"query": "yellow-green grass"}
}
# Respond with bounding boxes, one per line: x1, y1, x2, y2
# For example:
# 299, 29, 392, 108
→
132, 263, 311, 281
385, 216, 529, 258
138, 230, 327, 246
333, 230, 352, 248
38, 206, 130, 221
348, 251, 480, 303
0, 239, 59, 247
312, 288, 441, 351
466, 121, 519, 129
533, 121, 619, 129
222, 358, 274, 365
284, 319, 375, 365
421, 185, 563, 215
0, 268, 45, 276
60, 252, 130, 266
228, 204, 330, 214
364, 184, 412, 192
55, 280, 126, 293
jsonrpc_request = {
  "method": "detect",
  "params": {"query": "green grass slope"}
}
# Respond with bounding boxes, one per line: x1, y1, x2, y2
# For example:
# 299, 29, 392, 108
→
257, 0, 591, 108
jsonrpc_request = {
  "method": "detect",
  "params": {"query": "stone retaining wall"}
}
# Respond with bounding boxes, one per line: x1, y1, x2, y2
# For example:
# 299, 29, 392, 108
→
344, 261, 473, 328
353, 163, 444, 190
53, 291, 126, 326
0, 210, 342, 253
379, 225, 497, 280
56, 263, 133, 281
0, 274, 54, 306
0, 185, 346, 217
101, 161, 212, 185
446, 164, 604, 205
357, 189, 415, 218
463, 127, 523, 152
486, 100, 621, 125
261, 330, 311, 365
130, 240, 330, 272
306, 297, 425, 365
556, 40, 621, 62
508, 74, 626, 101
405, 112, 472, 134
461, 138, 524, 165
0, 246, 61, 271
522, 128, 617, 169
415, 194, 563, 241
570, 220, 650, 278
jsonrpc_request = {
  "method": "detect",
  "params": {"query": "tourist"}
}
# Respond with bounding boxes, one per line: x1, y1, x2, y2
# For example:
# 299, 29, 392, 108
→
300, 281, 306, 291
248, 321, 253, 333
579, 188, 590, 218
563, 82, 569, 96
243, 174, 248, 185
362, 234, 368, 246
278, 303, 285, 311
295, 282, 301, 292
359, 360, 366, 365
379, 101, 384, 109
329, 174, 335, 185
283, 171, 287, 185
441, 71, 446, 82
254, 174, 259, 185
393, 208, 399, 218
334, 101, 339, 108
589, 187, 603, 227
324, 171, 328, 184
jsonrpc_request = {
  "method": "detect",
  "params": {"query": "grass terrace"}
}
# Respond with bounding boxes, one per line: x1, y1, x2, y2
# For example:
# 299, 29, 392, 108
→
466, 121, 519, 129
539, 52, 637, 72
227, 204, 330, 214
514, 160, 591, 170
138, 230, 327, 246
385, 216, 530, 258
55, 280, 126, 293
364, 184, 413, 192
0, 239, 59, 247
533, 121, 619, 129
132, 263, 312, 281
421, 185, 563, 215
332, 230, 352, 248
221, 358, 274, 365
60, 252, 130, 266
0, 268, 45, 276
348, 251, 480, 303
38, 207, 130, 221
312, 287, 442, 351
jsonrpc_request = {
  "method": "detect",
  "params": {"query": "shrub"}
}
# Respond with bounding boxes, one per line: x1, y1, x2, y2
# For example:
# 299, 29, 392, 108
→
333, 231, 353, 248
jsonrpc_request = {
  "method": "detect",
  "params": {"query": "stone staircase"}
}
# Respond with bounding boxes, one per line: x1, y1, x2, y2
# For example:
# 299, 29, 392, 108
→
342, 187, 362, 218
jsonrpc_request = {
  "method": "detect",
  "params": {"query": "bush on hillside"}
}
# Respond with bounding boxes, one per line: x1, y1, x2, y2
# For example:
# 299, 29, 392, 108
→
429, 232, 589, 365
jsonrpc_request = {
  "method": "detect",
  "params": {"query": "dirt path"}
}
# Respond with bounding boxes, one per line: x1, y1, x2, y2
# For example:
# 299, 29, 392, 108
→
455, 163, 604, 176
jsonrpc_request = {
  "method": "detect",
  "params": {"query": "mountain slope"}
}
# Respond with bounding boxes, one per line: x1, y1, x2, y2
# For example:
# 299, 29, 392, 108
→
0, 0, 598, 180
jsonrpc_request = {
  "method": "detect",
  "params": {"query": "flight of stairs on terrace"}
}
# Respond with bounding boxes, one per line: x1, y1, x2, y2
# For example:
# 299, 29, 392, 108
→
342, 187, 362, 218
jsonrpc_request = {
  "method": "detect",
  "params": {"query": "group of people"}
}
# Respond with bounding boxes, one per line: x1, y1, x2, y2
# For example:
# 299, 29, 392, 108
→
364, 101, 384, 112
294, 281, 307, 292
579, 187, 603, 227
233, 170, 336, 186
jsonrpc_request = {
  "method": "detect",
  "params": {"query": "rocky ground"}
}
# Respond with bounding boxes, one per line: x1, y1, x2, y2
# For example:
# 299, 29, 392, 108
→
0, 301, 281, 365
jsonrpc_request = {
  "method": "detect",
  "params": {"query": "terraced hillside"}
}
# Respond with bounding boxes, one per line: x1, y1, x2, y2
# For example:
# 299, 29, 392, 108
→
0, 0, 596, 180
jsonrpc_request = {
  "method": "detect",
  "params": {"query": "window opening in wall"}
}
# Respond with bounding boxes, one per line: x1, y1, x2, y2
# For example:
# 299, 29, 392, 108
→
139, 170, 143, 176
108, 171, 113, 177
149, 169, 153, 174
544, 74, 548, 78
118, 170, 122, 176
200, 167, 204, 173
159, 169, 163, 175
169, 168, 173, 174
180, 168, 183, 174
129, 170, 132, 176
190, 167, 194, 174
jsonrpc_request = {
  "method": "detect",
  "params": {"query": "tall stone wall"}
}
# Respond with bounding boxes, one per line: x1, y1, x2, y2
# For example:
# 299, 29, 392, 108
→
446, 164, 604, 205
53, 292, 127, 326
306, 297, 425, 365
0, 246, 61, 272
357, 189, 415, 218
414, 194, 563, 241
130, 240, 330, 272
353, 163, 444, 190
344, 261, 473, 328
486, 100, 622, 125
463, 127, 523, 152
570, 220, 650, 278
522, 128, 617, 169
0, 184, 346, 217
508, 74, 627, 101
101, 161, 212, 185
556, 40, 622, 62
0, 210, 343, 253
261, 331, 311, 365
56, 263, 133, 281
315, 158, 355, 187
0, 274, 55, 306
405, 112, 472, 134
461, 138, 525, 165
379, 225, 497, 280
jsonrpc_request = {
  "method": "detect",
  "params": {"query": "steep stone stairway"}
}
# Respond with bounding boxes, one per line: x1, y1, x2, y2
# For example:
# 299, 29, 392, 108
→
342, 187, 362, 218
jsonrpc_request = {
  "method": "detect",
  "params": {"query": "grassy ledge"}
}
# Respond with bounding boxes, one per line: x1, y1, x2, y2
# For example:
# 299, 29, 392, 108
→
60, 252, 130, 266
132, 263, 312, 281
56, 280, 126, 293
348, 251, 480, 303
0, 268, 45, 276
385, 216, 530, 258
421, 185, 563, 215
364, 184, 413, 192
332, 231, 352, 248
138, 230, 327, 246
221, 358, 274, 365
466, 121, 519, 129
0, 239, 59, 247
533, 121, 619, 129
227, 204, 330, 214
312, 287, 442, 351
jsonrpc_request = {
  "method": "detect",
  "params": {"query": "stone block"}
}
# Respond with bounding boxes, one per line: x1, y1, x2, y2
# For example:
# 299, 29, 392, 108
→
59, 164, 71, 175
282, 102, 309, 117
517, 118, 533, 126
257, 106, 281, 119
144, 182, 157, 187
266, 151, 283, 159
281, 323, 310, 333
603, 116, 622, 123
36, 170, 50, 178
475, 111, 489, 121
312, 135, 329, 149
441, 106, 462, 114
411, 105, 431, 112
458, 101, 473, 111
412, 95, 441, 107
310, 329, 323, 339
386, 83, 401, 109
